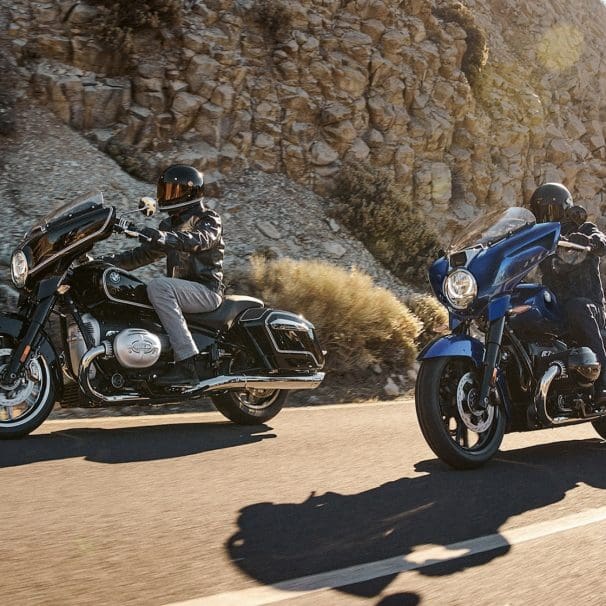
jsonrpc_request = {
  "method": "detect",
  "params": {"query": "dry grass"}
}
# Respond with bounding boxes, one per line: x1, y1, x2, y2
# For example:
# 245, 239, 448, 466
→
248, 257, 422, 373
406, 293, 449, 346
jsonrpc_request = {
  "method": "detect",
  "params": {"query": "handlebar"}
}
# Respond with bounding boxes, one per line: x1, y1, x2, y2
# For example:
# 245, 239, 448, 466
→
113, 217, 152, 242
557, 240, 591, 252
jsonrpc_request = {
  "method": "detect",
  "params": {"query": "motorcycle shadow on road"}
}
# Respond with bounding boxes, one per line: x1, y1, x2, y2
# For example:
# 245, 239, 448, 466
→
227, 438, 606, 602
0, 422, 276, 467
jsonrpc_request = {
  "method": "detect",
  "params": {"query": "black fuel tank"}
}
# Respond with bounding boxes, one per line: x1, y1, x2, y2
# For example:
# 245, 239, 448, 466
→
70, 262, 153, 310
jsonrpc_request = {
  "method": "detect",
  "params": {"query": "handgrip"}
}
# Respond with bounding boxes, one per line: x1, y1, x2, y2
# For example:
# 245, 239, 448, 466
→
557, 240, 591, 252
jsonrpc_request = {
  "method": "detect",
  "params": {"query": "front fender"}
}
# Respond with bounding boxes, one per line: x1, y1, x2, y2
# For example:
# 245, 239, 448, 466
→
0, 313, 64, 401
417, 333, 512, 423
418, 334, 485, 367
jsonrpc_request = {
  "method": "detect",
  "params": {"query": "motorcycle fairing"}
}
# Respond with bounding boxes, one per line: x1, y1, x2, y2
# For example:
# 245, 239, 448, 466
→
429, 221, 560, 318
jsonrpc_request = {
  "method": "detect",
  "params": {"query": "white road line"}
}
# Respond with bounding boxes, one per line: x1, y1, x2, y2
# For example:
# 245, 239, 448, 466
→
165, 506, 606, 606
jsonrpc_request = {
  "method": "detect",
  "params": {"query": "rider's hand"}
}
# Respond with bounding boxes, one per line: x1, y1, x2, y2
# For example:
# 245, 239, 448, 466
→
565, 232, 592, 248
114, 218, 138, 236
140, 227, 166, 246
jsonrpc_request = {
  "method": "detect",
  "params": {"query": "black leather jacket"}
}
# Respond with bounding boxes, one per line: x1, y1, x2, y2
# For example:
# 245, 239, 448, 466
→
104, 203, 225, 294
540, 221, 606, 307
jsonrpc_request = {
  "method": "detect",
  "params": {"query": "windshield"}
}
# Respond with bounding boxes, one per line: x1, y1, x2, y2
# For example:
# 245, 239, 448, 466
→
448, 207, 536, 253
31, 191, 105, 232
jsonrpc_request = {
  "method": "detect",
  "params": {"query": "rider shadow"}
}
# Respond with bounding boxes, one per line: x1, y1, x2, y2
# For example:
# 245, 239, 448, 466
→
0, 422, 275, 467
227, 438, 606, 600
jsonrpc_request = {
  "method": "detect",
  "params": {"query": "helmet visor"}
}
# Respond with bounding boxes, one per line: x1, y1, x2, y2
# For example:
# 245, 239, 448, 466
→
157, 181, 190, 203
540, 202, 567, 222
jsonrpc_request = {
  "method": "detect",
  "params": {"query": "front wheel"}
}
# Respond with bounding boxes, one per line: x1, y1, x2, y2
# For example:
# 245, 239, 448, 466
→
211, 388, 288, 425
415, 357, 506, 469
0, 344, 56, 439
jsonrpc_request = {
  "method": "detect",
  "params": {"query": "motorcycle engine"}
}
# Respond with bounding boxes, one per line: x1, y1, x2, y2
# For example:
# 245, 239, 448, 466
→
535, 346, 601, 388
113, 329, 163, 368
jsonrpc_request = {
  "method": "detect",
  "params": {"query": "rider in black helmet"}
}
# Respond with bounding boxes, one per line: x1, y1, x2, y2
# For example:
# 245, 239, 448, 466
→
104, 164, 224, 386
530, 182, 606, 404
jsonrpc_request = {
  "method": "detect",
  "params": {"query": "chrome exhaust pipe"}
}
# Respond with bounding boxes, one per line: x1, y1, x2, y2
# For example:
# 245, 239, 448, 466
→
78, 343, 325, 404
533, 362, 605, 427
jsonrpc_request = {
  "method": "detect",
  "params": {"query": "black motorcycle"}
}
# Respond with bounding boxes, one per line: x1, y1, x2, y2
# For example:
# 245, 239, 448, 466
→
0, 192, 325, 438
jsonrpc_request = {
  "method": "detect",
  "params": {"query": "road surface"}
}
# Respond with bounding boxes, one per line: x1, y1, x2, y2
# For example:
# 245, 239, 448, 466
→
2, 400, 606, 605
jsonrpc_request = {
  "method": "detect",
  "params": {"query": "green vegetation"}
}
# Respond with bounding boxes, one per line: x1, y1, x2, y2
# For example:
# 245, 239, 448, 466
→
331, 161, 439, 284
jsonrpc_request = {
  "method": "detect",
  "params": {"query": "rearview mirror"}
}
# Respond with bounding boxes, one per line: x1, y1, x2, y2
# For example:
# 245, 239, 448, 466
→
139, 196, 157, 217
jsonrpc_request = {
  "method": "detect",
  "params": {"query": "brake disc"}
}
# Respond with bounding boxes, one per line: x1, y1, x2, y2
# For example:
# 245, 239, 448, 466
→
0, 348, 39, 407
456, 371, 495, 433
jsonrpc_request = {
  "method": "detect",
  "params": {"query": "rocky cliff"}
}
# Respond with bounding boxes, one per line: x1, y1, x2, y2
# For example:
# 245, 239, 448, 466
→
4, 0, 606, 237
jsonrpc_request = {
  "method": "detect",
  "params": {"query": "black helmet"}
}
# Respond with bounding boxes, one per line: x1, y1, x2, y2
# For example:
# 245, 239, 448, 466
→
528, 183, 573, 223
157, 164, 204, 212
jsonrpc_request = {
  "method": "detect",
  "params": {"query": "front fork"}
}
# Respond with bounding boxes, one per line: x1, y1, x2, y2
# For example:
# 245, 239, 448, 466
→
478, 315, 506, 410
1, 278, 60, 387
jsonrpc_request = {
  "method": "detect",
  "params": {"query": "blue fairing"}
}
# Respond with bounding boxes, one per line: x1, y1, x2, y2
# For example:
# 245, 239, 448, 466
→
418, 334, 485, 367
429, 221, 560, 318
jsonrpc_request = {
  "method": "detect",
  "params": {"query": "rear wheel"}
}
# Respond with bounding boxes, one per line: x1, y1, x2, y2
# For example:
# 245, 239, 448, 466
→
0, 342, 56, 439
415, 357, 506, 469
211, 388, 288, 425
591, 416, 606, 439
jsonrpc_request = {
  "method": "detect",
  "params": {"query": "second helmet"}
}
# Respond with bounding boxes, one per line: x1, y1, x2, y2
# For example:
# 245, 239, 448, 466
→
528, 182, 573, 223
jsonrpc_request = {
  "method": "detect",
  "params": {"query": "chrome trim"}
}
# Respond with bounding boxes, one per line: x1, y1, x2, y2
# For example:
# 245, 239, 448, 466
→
102, 267, 155, 310
29, 204, 114, 277
265, 311, 323, 367
533, 362, 605, 426
269, 318, 310, 332
78, 344, 324, 404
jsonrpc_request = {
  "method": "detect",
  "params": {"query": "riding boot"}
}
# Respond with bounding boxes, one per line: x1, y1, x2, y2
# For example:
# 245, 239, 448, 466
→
154, 356, 199, 386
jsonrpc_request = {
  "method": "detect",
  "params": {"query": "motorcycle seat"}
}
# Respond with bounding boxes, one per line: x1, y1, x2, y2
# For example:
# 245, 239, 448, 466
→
185, 295, 264, 331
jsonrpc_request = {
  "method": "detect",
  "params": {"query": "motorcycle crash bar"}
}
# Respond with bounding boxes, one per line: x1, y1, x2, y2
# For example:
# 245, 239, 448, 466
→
78, 343, 325, 404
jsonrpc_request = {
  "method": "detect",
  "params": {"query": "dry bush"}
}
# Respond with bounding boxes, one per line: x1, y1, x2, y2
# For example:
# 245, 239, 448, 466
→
331, 161, 439, 284
433, 1, 488, 88
248, 256, 422, 373
253, 0, 292, 41
406, 293, 449, 346
89, 0, 182, 50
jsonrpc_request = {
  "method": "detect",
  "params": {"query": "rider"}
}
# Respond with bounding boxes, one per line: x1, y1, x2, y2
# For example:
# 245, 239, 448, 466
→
104, 164, 224, 387
528, 182, 606, 403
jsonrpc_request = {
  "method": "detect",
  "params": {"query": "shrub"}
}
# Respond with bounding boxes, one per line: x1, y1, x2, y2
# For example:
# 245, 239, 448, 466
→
331, 161, 439, 284
406, 293, 449, 346
433, 1, 488, 88
247, 256, 422, 373
89, 0, 182, 50
253, 0, 292, 42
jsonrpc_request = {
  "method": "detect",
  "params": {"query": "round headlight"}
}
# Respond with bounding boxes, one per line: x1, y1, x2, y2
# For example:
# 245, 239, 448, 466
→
444, 269, 477, 310
10, 250, 28, 288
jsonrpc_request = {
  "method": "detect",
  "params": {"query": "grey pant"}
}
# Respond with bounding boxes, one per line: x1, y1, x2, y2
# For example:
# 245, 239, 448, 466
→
147, 277, 222, 361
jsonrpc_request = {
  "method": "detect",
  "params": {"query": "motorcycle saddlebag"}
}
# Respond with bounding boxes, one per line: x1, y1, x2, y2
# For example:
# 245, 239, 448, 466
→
237, 307, 325, 372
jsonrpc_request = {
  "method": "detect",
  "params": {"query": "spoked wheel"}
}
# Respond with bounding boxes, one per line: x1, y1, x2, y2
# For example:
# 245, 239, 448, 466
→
0, 343, 56, 439
415, 357, 506, 469
211, 388, 288, 425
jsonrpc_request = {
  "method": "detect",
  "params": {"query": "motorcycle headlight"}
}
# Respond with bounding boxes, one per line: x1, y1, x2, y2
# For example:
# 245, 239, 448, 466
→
10, 250, 28, 288
444, 269, 477, 310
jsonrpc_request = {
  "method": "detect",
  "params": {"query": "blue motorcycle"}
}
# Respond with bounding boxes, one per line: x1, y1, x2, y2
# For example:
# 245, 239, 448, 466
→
416, 206, 606, 469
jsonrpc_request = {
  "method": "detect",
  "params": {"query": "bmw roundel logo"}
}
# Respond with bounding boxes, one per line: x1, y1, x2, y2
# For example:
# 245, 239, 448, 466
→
109, 271, 121, 284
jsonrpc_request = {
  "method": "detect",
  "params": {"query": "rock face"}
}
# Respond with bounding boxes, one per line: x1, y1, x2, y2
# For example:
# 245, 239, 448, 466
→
6, 0, 606, 236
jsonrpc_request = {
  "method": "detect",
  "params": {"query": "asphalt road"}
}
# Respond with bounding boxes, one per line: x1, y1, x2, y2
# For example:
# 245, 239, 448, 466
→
2, 400, 606, 606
